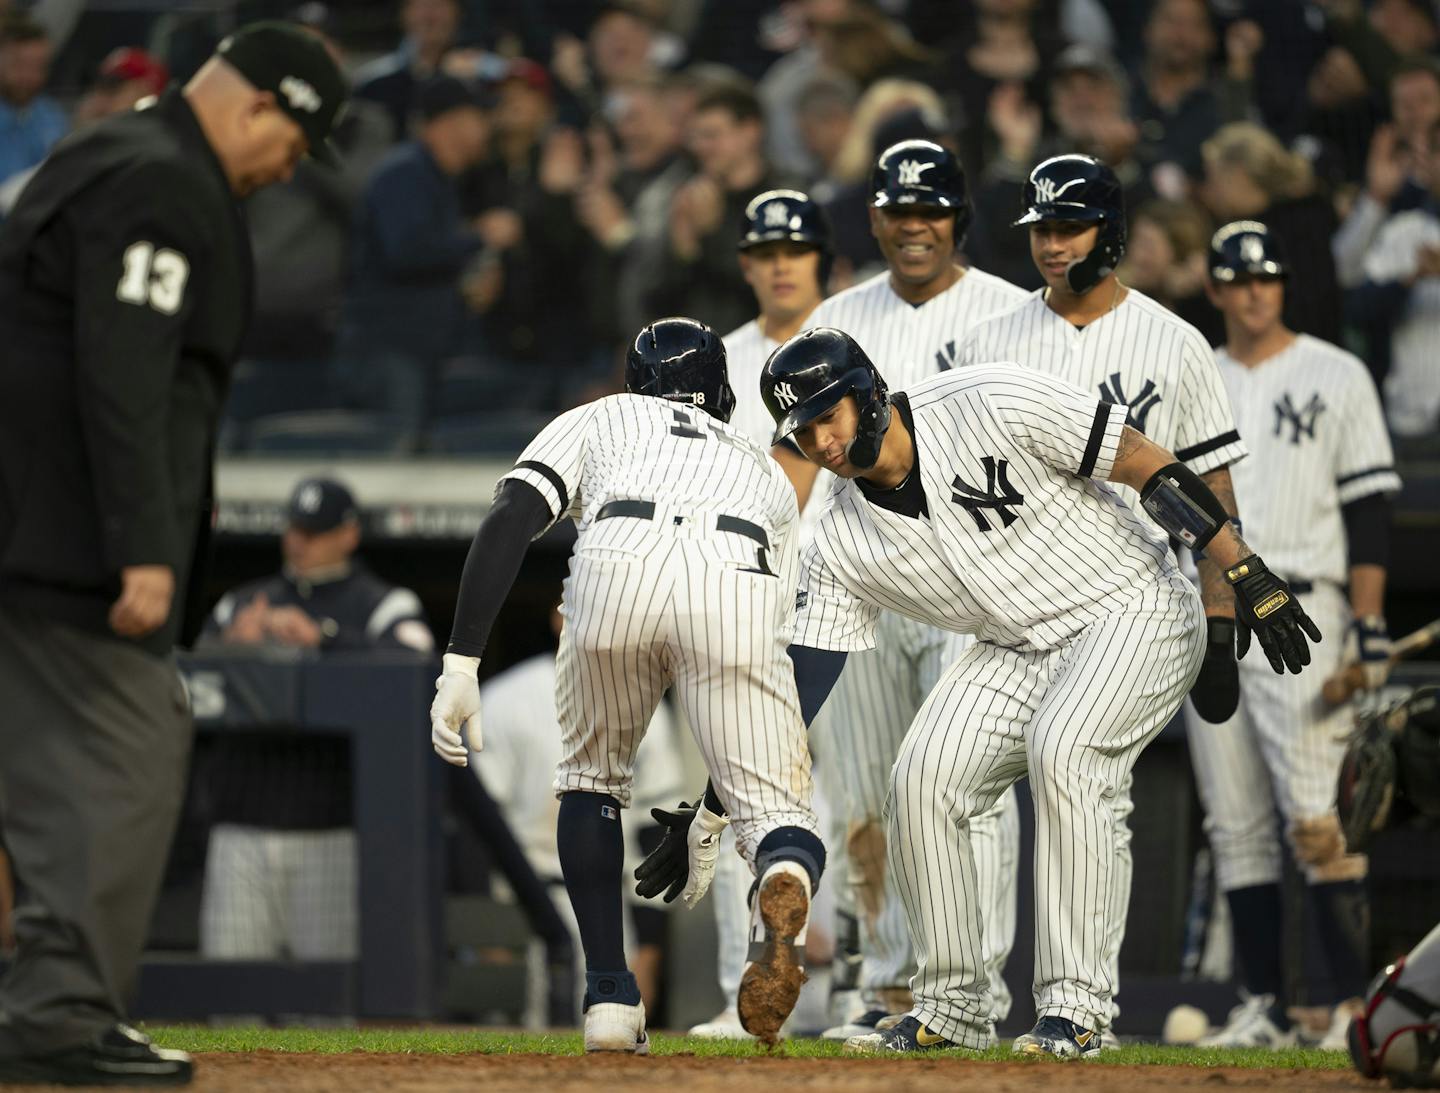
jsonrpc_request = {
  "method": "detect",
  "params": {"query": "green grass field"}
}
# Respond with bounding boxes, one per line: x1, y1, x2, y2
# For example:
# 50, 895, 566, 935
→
141, 1025, 1353, 1070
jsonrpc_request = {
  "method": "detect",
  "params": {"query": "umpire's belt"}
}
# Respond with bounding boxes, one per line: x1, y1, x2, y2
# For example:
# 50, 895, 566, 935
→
596, 499, 769, 549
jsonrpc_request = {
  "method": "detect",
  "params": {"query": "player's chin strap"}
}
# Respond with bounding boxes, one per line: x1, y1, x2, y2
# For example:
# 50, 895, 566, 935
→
845, 396, 891, 470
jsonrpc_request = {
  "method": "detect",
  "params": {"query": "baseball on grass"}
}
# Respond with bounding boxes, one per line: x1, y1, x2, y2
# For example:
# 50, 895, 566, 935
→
1163, 1004, 1210, 1044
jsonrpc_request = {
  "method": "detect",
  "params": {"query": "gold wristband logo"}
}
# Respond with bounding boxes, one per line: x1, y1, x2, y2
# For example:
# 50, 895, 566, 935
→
1254, 591, 1290, 619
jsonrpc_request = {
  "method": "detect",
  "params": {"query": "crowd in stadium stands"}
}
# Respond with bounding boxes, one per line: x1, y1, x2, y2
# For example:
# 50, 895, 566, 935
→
0, 0, 1438, 453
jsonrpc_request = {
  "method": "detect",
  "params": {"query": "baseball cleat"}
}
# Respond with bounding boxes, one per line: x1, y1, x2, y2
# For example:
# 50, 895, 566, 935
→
0, 1023, 193, 1086
820, 1008, 894, 1041
1197, 991, 1296, 1048
687, 1007, 756, 1041
843, 1014, 956, 1054
737, 862, 810, 1046
584, 1001, 650, 1054
1013, 1015, 1103, 1059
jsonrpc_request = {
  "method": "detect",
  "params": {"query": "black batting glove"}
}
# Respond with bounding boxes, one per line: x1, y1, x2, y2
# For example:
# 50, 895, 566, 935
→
1228, 555, 1322, 674
632, 799, 696, 902
1190, 617, 1240, 723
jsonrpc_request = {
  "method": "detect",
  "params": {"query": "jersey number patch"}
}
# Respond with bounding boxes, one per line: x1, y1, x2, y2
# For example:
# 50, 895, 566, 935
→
116, 241, 189, 315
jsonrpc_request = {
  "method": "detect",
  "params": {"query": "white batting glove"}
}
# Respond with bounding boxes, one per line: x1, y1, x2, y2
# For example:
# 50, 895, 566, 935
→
1344, 615, 1392, 691
680, 802, 731, 908
431, 653, 482, 767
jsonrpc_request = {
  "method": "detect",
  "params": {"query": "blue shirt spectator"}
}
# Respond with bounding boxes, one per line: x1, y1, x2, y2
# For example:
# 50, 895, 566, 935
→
353, 0, 461, 141
0, 14, 66, 189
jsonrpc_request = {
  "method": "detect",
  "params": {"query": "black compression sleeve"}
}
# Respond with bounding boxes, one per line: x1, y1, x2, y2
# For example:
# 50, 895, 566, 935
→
446, 479, 553, 656
1342, 492, 1392, 568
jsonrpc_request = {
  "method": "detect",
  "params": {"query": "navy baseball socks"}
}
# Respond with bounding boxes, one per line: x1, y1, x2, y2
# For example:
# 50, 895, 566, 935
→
737, 827, 825, 1045
557, 792, 648, 1054
1200, 884, 1296, 1047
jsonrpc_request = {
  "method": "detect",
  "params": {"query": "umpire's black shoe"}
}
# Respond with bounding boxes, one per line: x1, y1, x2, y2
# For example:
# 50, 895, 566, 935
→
0, 1023, 193, 1085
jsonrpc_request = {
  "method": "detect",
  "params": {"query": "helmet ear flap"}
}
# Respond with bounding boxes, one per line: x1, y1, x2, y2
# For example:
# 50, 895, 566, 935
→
846, 395, 890, 469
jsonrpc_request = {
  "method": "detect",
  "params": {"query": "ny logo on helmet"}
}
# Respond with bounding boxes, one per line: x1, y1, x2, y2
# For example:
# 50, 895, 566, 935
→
896, 159, 933, 187
763, 202, 791, 228
1240, 234, 1266, 263
773, 381, 799, 409
1033, 176, 1059, 204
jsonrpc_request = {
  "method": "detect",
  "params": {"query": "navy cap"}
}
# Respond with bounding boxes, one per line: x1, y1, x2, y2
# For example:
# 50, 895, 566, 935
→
286, 477, 358, 533
217, 21, 347, 165
418, 74, 493, 120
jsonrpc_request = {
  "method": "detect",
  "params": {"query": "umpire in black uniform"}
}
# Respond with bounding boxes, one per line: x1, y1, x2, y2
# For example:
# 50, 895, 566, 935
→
0, 23, 345, 1086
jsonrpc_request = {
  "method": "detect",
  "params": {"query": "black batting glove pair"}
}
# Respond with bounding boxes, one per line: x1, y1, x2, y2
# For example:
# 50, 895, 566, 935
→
1227, 555, 1322, 675
633, 800, 697, 902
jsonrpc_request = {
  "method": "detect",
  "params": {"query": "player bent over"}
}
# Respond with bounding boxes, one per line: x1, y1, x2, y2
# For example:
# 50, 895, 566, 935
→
429, 318, 825, 1050
1187, 222, 1400, 1049
762, 328, 1319, 1056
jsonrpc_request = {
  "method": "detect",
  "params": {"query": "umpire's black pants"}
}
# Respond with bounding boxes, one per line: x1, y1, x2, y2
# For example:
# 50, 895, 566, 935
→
0, 603, 191, 1056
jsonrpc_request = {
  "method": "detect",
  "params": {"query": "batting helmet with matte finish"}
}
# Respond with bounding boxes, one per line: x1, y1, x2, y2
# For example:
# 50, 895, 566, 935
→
870, 139, 973, 244
1014, 153, 1126, 294
761, 327, 890, 469
1208, 220, 1289, 283
625, 316, 735, 424
739, 188, 834, 283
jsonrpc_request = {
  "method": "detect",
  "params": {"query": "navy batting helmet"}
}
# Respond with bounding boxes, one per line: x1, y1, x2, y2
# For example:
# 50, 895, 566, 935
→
761, 327, 890, 469
625, 316, 735, 424
1208, 220, 1288, 283
1014, 153, 1126, 294
739, 188, 834, 283
870, 139, 973, 243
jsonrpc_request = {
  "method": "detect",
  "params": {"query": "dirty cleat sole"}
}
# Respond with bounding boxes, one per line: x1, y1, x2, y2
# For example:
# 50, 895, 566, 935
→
737, 870, 809, 1046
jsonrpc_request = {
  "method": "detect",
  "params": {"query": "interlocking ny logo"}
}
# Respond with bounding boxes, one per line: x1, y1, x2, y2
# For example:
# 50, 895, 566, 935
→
896, 159, 933, 186
762, 201, 790, 228
934, 339, 959, 371
773, 381, 799, 409
280, 75, 322, 113
951, 456, 1025, 531
1240, 233, 1265, 263
1098, 372, 1163, 433
1273, 392, 1325, 444
1033, 175, 1059, 204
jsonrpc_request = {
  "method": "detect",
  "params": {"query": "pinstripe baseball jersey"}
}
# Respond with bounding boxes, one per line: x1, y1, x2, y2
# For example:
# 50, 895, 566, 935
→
1216, 334, 1401, 584
502, 392, 798, 578
1360, 208, 1440, 436
794, 367, 1171, 653
724, 318, 834, 532
956, 289, 1247, 512
805, 267, 1031, 389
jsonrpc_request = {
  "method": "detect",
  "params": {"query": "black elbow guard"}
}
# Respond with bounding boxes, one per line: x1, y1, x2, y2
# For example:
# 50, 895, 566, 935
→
1139, 461, 1230, 551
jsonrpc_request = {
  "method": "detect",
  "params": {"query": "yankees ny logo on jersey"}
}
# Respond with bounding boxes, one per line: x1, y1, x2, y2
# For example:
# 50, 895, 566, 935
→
1273, 392, 1325, 444
773, 381, 799, 409
1098, 372, 1163, 433
934, 340, 960, 371
951, 456, 1025, 531
897, 159, 933, 186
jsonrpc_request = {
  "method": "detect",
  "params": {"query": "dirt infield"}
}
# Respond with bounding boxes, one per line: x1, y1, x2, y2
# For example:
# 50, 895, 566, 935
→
6, 1052, 1375, 1092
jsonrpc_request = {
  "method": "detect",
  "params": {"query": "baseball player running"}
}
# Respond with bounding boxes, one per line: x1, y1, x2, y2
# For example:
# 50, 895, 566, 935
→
955, 153, 1249, 1033
685, 189, 834, 1040
760, 326, 1319, 1056
430, 318, 825, 1050
1187, 222, 1400, 1049
800, 139, 1030, 1038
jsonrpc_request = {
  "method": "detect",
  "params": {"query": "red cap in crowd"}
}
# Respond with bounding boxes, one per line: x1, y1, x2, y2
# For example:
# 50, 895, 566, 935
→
98, 47, 170, 96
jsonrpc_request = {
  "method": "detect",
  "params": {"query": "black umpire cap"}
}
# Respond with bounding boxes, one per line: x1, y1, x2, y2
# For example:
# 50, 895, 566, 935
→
286, 477, 358, 533
217, 21, 347, 165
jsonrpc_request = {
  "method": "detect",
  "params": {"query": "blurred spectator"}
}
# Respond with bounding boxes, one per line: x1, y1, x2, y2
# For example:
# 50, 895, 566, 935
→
1118, 198, 1221, 343
73, 47, 168, 127
812, 4, 939, 91
226, 8, 394, 447
1353, 117, 1440, 441
1300, 40, 1382, 187
0, 14, 65, 190
824, 80, 950, 276
576, 76, 688, 347
1368, 0, 1439, 61
1201, 122, 1342, 345
551, 1, 678, 122
794, 74, 858, 200
972, 45, 1152, 288
939, 0, 1058, 177
642, 83, 795, 336
1131, 0, 1222, 181
197, 477, 433, 963
353, 0, 461, 141
755, 0, 861, 181
337, 75, 491, 448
